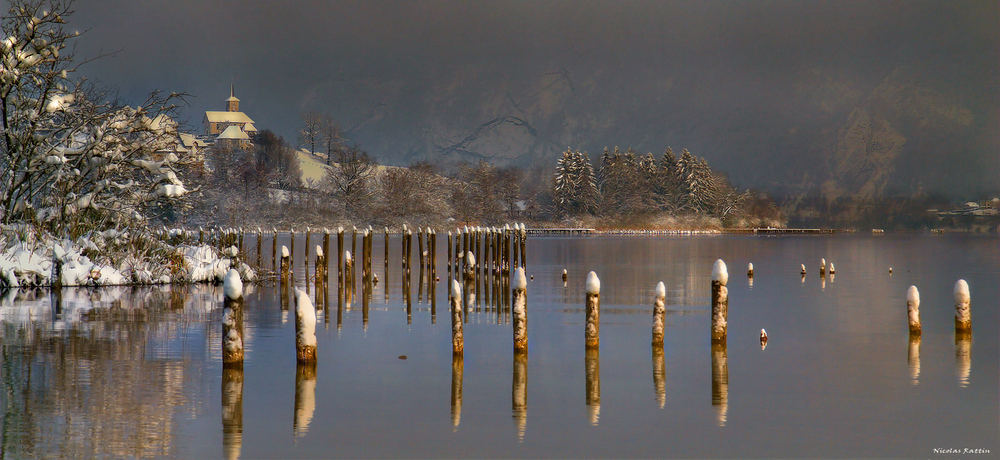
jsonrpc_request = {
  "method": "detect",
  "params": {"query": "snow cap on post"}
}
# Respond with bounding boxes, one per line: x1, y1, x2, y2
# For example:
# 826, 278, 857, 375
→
907, 285, 920, 305
655, 281, 666, 299
586, 271, 600, 295
466, 251, 476, 267
451, 279, 462, 300
224, 268, 243, 300
712, 259, 728, 286
281, 245, 289, 258
954, 279, 970, 304
315, 245, 323, 258
513, 267, 527, 290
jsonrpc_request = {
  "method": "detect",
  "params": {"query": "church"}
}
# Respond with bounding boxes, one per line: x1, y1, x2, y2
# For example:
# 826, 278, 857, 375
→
203, 85, 257, 149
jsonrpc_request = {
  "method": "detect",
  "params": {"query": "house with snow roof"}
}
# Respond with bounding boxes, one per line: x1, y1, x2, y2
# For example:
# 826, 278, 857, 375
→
203, 84, 256, 149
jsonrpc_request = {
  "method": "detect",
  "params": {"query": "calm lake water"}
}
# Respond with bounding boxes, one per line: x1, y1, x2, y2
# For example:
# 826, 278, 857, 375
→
1, 233, 997, 458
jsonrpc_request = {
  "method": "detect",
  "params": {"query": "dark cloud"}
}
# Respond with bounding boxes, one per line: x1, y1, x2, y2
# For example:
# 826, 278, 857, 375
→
66, 0, 998, 197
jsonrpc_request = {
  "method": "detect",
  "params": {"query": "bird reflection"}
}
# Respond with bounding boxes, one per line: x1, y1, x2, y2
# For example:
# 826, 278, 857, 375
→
451, 354, 464, 431
955, 332, 971, 388
585, 348, 601, 426
512, 352, 528, 441
908, 334, 921, 385
652, 345, 665, 409
294, 363, 317, 438
222, 367, 243, 460
711, 342, 729, 427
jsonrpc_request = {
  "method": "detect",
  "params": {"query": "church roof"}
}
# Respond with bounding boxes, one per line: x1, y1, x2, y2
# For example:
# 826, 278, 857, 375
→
226, 83, 240, 102
218, 125, 250, 140
204, 111, 255, 124
226, 95, 240, 102
243, 123, 257, 132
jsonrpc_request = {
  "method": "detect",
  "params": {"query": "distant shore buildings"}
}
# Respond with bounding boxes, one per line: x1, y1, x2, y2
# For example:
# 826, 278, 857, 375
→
204, 85, 256, 149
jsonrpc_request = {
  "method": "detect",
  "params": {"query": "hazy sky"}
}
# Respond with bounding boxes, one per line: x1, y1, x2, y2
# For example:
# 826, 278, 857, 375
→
59, 0, 998, 194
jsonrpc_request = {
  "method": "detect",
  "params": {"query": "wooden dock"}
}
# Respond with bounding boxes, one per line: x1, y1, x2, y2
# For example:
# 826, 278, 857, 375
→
526, 227, 834, 235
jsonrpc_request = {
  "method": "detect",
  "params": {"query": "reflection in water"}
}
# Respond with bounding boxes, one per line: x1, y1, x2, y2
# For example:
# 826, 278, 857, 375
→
294, 363, 317, 438
512, 352, 528, 441
652, 345, 665, 409
711, 343, 729, 427
955, 332, 971, 388
585, 348, 601, 426
908, 334, 921, 385
222, 368, 244, 460
451, 354, 464, 431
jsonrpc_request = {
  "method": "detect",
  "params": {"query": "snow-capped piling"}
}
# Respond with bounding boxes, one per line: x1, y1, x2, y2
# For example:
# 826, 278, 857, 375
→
585, 347, 601, 426
451, 353, 464, 430
314, 246, 326, 310
323, 229, 331, 288
907, 286, 921, 335
290, 229, 295, 268
304, 228, 311, 271
800, 263, 806, 275
256, 228, 262, 269
820, 258, 826, 276
512, 267, 528, 353
711, 343, 729, 426
336, 227, 344, 296
954, 279, 971, 332
562, 268, 567, 283
652, 281, 666, 346
463, 251, 476, 311
280, 245, 290, 286
351, 227, 358, 294
294, 289, 317, 364
512, 349, 528, 440
271, 228, 277, 271
383, 227, 389, 278
711, 259, 729, 344
447, 231, 454, 278
450, 280, 464, 355
418, 229, 425, 274
344, 250, 353, 302
222, 366, 244, 460
747, 262, 753, 277
829, 262, 835, 275
585, 271, 601, 349
519, 223, 527, 269
222, 269, 244, 367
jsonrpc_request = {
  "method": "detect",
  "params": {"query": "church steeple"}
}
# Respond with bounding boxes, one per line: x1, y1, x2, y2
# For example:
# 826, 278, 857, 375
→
225, 83, 240, 112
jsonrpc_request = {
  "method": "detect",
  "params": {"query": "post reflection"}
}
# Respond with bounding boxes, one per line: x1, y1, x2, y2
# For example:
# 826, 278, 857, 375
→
585, 348, 600, 426
711, 342, 729, 427
908, 334, 921, 385
955, 332, 971, 388
652, 345, 665, 409
294, 363, 317, 438
221, 367, 243, 460
512, 351, 528, 441
451, 354, 464, 431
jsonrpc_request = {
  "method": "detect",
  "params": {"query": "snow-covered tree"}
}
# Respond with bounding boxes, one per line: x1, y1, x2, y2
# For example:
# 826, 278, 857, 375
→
324, 143, 377, 218
1, 0, 191, 235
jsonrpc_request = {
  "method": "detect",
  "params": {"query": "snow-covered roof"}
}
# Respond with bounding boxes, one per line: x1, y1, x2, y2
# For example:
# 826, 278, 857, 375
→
204, 111, 254, 124
243, 123, 257, 132
179, 133, 207, 148
218, 125, 250, 140
226, 95, 240, 102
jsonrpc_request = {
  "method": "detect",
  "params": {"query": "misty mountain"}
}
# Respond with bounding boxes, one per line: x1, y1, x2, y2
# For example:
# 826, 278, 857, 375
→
325, 59, 994, 201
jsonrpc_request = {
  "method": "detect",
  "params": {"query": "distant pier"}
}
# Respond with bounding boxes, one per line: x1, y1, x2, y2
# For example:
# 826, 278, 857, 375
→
526, 227, 834, 235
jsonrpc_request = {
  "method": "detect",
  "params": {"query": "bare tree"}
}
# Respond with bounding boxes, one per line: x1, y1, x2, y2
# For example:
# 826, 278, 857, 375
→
325, 144, 377, 217
319, 115, 345, 165
299, 111, 323, 154
497, 166, 524, 219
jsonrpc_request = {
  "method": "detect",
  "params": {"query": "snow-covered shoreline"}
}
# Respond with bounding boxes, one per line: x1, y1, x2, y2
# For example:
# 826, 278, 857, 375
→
1, 228, 257, 289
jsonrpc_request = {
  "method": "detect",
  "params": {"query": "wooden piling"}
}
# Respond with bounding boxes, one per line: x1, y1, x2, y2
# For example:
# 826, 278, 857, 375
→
711, 259, 729, 344
256, 228, 262, 269
512, 267, 528, 353
447, 231, 453, 280
272, 228, 277, 272
585, 271, 600, 349
954, 279, 971, 332
512, 349, 527, 440
450, 279, 464, 355
222, 269, 245, 367
652, 343, 665, 409
315, 246, 326, 311
304, 227, 311, 272
280, 245, 291, 287
337, 227, 344, 297
294, 289, 317, 364
907, 285, 921, 335
290, 229, 295, 268
652, 281, 666, 346
323, 229, 331, 288
820, 258, 826, 277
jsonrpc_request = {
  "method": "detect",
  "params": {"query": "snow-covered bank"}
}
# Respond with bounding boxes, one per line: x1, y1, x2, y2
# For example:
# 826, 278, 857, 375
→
1, 228, 256, 288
